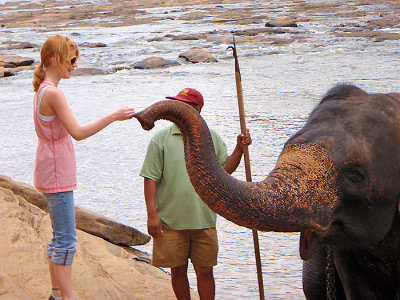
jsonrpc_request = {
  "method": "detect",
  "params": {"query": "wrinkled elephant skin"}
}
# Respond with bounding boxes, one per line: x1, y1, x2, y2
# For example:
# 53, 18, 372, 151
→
134, 84, 400, 299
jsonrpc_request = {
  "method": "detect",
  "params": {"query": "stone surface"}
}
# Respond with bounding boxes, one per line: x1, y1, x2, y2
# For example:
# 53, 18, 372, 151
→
71, 67, 108, 76
265, 17, 299, 28
0, 55, 34, 67
133, 57, 180, 69
0, 182, 200, 299
0, 175, 150, 246
179, 48, 218, 63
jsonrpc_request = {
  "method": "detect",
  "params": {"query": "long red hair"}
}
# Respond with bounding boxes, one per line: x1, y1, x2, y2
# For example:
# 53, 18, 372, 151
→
32, 35, 79, 91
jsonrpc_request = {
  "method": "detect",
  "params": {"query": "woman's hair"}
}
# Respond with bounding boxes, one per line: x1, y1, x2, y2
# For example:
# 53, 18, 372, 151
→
32, 35, 79, 91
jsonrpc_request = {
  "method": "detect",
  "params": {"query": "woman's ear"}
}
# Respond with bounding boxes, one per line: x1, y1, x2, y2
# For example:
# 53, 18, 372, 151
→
49, 56, 56, 67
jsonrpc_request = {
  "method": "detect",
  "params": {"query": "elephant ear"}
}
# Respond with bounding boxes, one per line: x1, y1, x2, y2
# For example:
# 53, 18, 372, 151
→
300, 229, 318, 260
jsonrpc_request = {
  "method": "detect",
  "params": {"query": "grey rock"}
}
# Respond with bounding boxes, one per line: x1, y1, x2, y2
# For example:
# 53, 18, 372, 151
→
178, 48, 217, 63
71, 67, 108, 76
133, 57, 180, 69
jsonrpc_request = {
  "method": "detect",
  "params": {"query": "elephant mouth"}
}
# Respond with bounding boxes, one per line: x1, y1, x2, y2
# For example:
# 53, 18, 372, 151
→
300, 228, 318, 260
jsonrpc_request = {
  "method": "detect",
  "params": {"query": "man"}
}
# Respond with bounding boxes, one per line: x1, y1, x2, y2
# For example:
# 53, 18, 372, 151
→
140, 88, 251, 300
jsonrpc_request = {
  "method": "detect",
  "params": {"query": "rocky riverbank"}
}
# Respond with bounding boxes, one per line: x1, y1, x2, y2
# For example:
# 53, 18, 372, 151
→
1, 0, 400, 77
0, 174, 200, 299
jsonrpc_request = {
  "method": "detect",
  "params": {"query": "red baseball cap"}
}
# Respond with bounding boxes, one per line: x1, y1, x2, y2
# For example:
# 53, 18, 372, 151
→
166, 88, 204, 108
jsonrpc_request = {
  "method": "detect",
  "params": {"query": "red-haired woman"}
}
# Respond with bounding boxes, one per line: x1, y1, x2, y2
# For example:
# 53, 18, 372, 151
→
33, 35, 134, 300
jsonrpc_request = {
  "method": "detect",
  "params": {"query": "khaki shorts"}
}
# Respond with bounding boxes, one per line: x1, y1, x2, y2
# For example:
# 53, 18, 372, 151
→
152, 227, 218, 268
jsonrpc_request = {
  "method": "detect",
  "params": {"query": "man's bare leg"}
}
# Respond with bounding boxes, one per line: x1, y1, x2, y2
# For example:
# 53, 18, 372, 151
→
193, 265, 215, 300
171, 263, 190, 300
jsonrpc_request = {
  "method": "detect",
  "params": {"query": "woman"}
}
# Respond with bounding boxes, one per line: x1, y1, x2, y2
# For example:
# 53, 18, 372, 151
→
32, 35, 134, 300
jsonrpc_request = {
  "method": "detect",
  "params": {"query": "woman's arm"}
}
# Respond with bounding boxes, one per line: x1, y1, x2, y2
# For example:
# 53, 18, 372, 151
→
42, 87, 134, 141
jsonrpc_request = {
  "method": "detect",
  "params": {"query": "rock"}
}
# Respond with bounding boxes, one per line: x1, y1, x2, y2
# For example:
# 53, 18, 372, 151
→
0, 61, 17, 68
0, 55, 34, 67
75, 206, 150, 246
6, 41, 37, 50
71, 67, 108, 76
133, 56, 180, 69
80, 42, 108, 48
179, 48, 217, 63
0, 66, 15, 77
0, 183, 199, 299
0, 175, 150, 246
168, 33, 207, 40
234, 27, 289, 36
265, 17, 298, 28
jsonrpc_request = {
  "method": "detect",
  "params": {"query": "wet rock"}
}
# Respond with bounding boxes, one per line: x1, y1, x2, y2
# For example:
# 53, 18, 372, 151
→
80, 42, 108, 48
0, 61, 15, 68
6, 41, 38, 50
0, 55, 34, 67
133, 57, 180, 69
169, 34, 207, 40
179, 48, 217, 63
71, 67, 108, 76
265, 17, 298, 28
0, 66, 14, 77
234, 27, 289, 36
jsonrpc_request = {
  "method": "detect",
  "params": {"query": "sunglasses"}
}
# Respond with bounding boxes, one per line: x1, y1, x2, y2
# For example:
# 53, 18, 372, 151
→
67, 56, 77, 65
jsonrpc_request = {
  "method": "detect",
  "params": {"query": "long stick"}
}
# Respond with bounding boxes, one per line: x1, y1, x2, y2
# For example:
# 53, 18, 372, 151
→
228, 37, 265, 300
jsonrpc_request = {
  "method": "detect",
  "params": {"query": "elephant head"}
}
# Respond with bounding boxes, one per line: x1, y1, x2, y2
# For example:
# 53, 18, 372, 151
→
134, 84, 400, 261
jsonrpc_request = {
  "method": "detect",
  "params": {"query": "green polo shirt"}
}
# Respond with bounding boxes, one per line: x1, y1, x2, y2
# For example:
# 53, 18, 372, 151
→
140, 124, 228, 230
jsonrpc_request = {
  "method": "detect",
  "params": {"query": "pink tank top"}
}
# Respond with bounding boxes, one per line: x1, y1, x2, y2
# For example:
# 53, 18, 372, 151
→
33, 82, 77, 193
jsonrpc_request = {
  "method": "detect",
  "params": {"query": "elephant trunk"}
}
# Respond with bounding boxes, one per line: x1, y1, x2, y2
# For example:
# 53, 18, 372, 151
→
134, 101, 340, 236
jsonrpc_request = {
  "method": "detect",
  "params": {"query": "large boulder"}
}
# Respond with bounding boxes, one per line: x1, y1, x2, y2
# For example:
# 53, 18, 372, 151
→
71, 67, 108, 76
0, 55, 34, 67
178, 48, 217, 63
0, 175, 150, 246
0, 184, 199, 299
133, 56, 180, 69
265, 17, 299, 28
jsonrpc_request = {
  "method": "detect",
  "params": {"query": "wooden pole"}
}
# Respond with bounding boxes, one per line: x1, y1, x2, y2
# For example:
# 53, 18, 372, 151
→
228, 37, 265, 300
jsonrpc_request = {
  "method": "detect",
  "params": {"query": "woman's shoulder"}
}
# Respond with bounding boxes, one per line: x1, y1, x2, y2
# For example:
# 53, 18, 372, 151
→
41, 85, 65, 102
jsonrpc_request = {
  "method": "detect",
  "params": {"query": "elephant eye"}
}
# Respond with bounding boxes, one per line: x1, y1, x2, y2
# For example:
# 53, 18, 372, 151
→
344, 167, 365, 184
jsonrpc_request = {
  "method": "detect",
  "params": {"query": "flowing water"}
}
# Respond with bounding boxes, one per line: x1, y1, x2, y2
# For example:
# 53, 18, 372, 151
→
1, 0, 400, 299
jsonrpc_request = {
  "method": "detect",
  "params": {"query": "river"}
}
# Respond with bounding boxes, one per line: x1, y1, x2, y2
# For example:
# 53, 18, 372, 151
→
1, 0, 400, 299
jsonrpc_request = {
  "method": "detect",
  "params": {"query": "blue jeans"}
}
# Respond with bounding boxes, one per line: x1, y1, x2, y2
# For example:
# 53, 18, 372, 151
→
45, 191, 77, 265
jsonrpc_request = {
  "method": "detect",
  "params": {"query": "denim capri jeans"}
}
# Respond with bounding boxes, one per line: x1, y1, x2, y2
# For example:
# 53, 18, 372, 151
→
45, 191, 77, 265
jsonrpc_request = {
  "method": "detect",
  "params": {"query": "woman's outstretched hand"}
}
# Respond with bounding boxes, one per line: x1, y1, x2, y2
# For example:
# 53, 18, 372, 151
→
112, 106, 135, 121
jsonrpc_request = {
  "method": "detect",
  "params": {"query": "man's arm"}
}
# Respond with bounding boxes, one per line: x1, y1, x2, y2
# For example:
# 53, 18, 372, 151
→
144, 178, 163, 239
224, 129, 252, 174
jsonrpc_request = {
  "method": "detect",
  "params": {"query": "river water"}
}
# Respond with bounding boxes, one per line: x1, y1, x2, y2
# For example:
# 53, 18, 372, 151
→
1, 0, 400, 299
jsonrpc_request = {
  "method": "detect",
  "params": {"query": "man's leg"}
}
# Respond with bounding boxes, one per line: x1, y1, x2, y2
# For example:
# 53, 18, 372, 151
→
193, 265, 215, 300
171, 263, 190, 300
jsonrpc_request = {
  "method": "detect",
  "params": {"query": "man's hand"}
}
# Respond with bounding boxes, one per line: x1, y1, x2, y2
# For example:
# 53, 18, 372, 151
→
147, 214, 163, 240
236, 129, 252, 149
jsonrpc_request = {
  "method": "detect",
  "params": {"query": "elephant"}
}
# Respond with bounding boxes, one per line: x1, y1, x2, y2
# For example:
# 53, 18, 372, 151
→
134, 84, 400, 299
